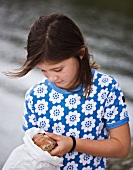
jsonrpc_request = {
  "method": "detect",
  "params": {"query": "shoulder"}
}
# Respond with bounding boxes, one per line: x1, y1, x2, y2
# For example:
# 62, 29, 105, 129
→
25, 77, 48, 97
93, 69, 120, 89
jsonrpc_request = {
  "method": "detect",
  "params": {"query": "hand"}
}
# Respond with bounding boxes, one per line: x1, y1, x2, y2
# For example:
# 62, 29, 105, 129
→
45, 132, 73, 157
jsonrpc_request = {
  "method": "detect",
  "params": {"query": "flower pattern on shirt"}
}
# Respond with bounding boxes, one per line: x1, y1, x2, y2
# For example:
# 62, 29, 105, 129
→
104, 106, 118, 120
97, 106, 104, 119
49, 89, 64, 104
52, 122, 65, 134
106, 93, 116, 107
89, 86, 97, 98
23, 70, 129, 169
94, 157, 102, 167
79, 154, 93, 165
35, 99, 48, 115
120, 108, 128, 120
65, 94, 81, 109
66, 128, 80, 138
96, 122, 104, 136
25, 95, 34, 113
29, 114, 36, 125
66, 111, 80, 126
33, 84, 48, 98
37, 117, 50, 130
83, 134, 95, 140
50, 105, 64, 121
82, 99, 97, 115
118, 92, 125, 106
81, 117, 96, 132
98, 74, 112, 87
65, 151, 78, 161
98, 88, 108, 104
64, 161, 78, 170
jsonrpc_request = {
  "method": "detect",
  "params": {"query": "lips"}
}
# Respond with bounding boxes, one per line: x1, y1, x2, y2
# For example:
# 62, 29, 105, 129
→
54, 80, 64, 87
55, 81, 63, 84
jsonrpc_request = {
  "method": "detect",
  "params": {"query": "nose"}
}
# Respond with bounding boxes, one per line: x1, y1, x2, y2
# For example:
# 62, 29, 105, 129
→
48, 75, 58, 82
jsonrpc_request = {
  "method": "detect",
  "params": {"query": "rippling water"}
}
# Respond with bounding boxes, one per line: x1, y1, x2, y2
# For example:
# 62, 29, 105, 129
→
0, 0, 133, 168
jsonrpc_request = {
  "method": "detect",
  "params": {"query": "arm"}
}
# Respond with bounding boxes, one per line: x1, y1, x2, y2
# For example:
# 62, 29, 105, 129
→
46, 123, 131, 158
75, 123, 131, 158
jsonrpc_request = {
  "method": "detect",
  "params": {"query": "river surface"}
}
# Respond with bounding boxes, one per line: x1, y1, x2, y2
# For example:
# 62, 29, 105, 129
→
0, 0, 133, 168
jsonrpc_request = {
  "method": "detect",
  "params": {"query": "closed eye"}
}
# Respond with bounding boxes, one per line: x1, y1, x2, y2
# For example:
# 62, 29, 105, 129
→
54, 68, 63, 72
38, 66, 63, 73
41, 69, 46, 73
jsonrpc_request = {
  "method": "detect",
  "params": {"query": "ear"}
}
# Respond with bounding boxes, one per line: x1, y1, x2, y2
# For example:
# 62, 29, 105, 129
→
79, 48, 85, 60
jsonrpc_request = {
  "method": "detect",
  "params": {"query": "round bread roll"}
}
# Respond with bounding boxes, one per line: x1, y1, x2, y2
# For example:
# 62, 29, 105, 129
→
32, 133, 57, 152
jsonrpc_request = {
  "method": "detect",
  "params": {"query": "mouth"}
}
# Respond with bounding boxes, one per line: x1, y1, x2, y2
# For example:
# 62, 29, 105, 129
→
54, 81, 64, 86
55, 81, 63, 84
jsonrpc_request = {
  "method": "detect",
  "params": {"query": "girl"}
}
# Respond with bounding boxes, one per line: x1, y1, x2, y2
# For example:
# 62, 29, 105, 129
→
7, 12, 131, 169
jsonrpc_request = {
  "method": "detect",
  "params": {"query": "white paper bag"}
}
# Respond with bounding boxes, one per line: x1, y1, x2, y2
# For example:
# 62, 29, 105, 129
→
2, 127, 63, 170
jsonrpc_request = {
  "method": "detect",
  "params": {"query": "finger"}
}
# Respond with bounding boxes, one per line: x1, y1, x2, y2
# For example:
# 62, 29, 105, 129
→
50, 145, 62, 157
45, 132, 60, 141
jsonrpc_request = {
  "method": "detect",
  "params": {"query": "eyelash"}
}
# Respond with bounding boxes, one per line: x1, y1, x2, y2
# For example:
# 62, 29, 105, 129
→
54, 68, 62, 72
41, 68, 62, 73
41, 70, 46, 73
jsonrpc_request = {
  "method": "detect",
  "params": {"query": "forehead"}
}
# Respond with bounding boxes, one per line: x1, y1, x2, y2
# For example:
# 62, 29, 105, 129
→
36, 57, 76, 69
37, 60, 64, 69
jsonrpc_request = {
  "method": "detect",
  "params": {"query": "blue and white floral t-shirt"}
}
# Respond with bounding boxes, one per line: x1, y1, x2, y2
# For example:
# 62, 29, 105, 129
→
23, 69, 129, 170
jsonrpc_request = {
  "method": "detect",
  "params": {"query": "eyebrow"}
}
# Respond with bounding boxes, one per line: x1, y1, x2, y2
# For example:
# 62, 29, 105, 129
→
38, 65, 63, 71
51, 66, 63, 70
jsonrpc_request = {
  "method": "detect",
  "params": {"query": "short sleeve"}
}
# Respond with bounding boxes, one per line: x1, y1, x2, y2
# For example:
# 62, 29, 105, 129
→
103, 80, 129, 129
22, 90, 38, 131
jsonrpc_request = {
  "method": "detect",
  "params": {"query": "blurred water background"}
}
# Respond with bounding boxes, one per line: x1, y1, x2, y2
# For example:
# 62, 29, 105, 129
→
0, 0, 133, 168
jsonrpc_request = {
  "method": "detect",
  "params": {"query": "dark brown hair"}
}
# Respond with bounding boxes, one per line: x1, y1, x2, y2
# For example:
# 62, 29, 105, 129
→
6, 12, 99, 96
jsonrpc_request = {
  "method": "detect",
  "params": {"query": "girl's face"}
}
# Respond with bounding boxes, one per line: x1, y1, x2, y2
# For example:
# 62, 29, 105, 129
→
37, 57, 80, 89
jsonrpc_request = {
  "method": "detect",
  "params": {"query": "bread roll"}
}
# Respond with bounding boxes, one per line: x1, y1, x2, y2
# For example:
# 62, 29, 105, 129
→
32, 133, 57, 152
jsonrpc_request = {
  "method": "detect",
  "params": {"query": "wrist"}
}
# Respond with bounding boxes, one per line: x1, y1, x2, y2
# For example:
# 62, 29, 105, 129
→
68, 136, 76, 153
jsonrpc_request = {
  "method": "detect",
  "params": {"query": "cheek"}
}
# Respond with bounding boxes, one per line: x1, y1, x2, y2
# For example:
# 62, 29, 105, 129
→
63, 69, 77, 81
41, 71, 47, 77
